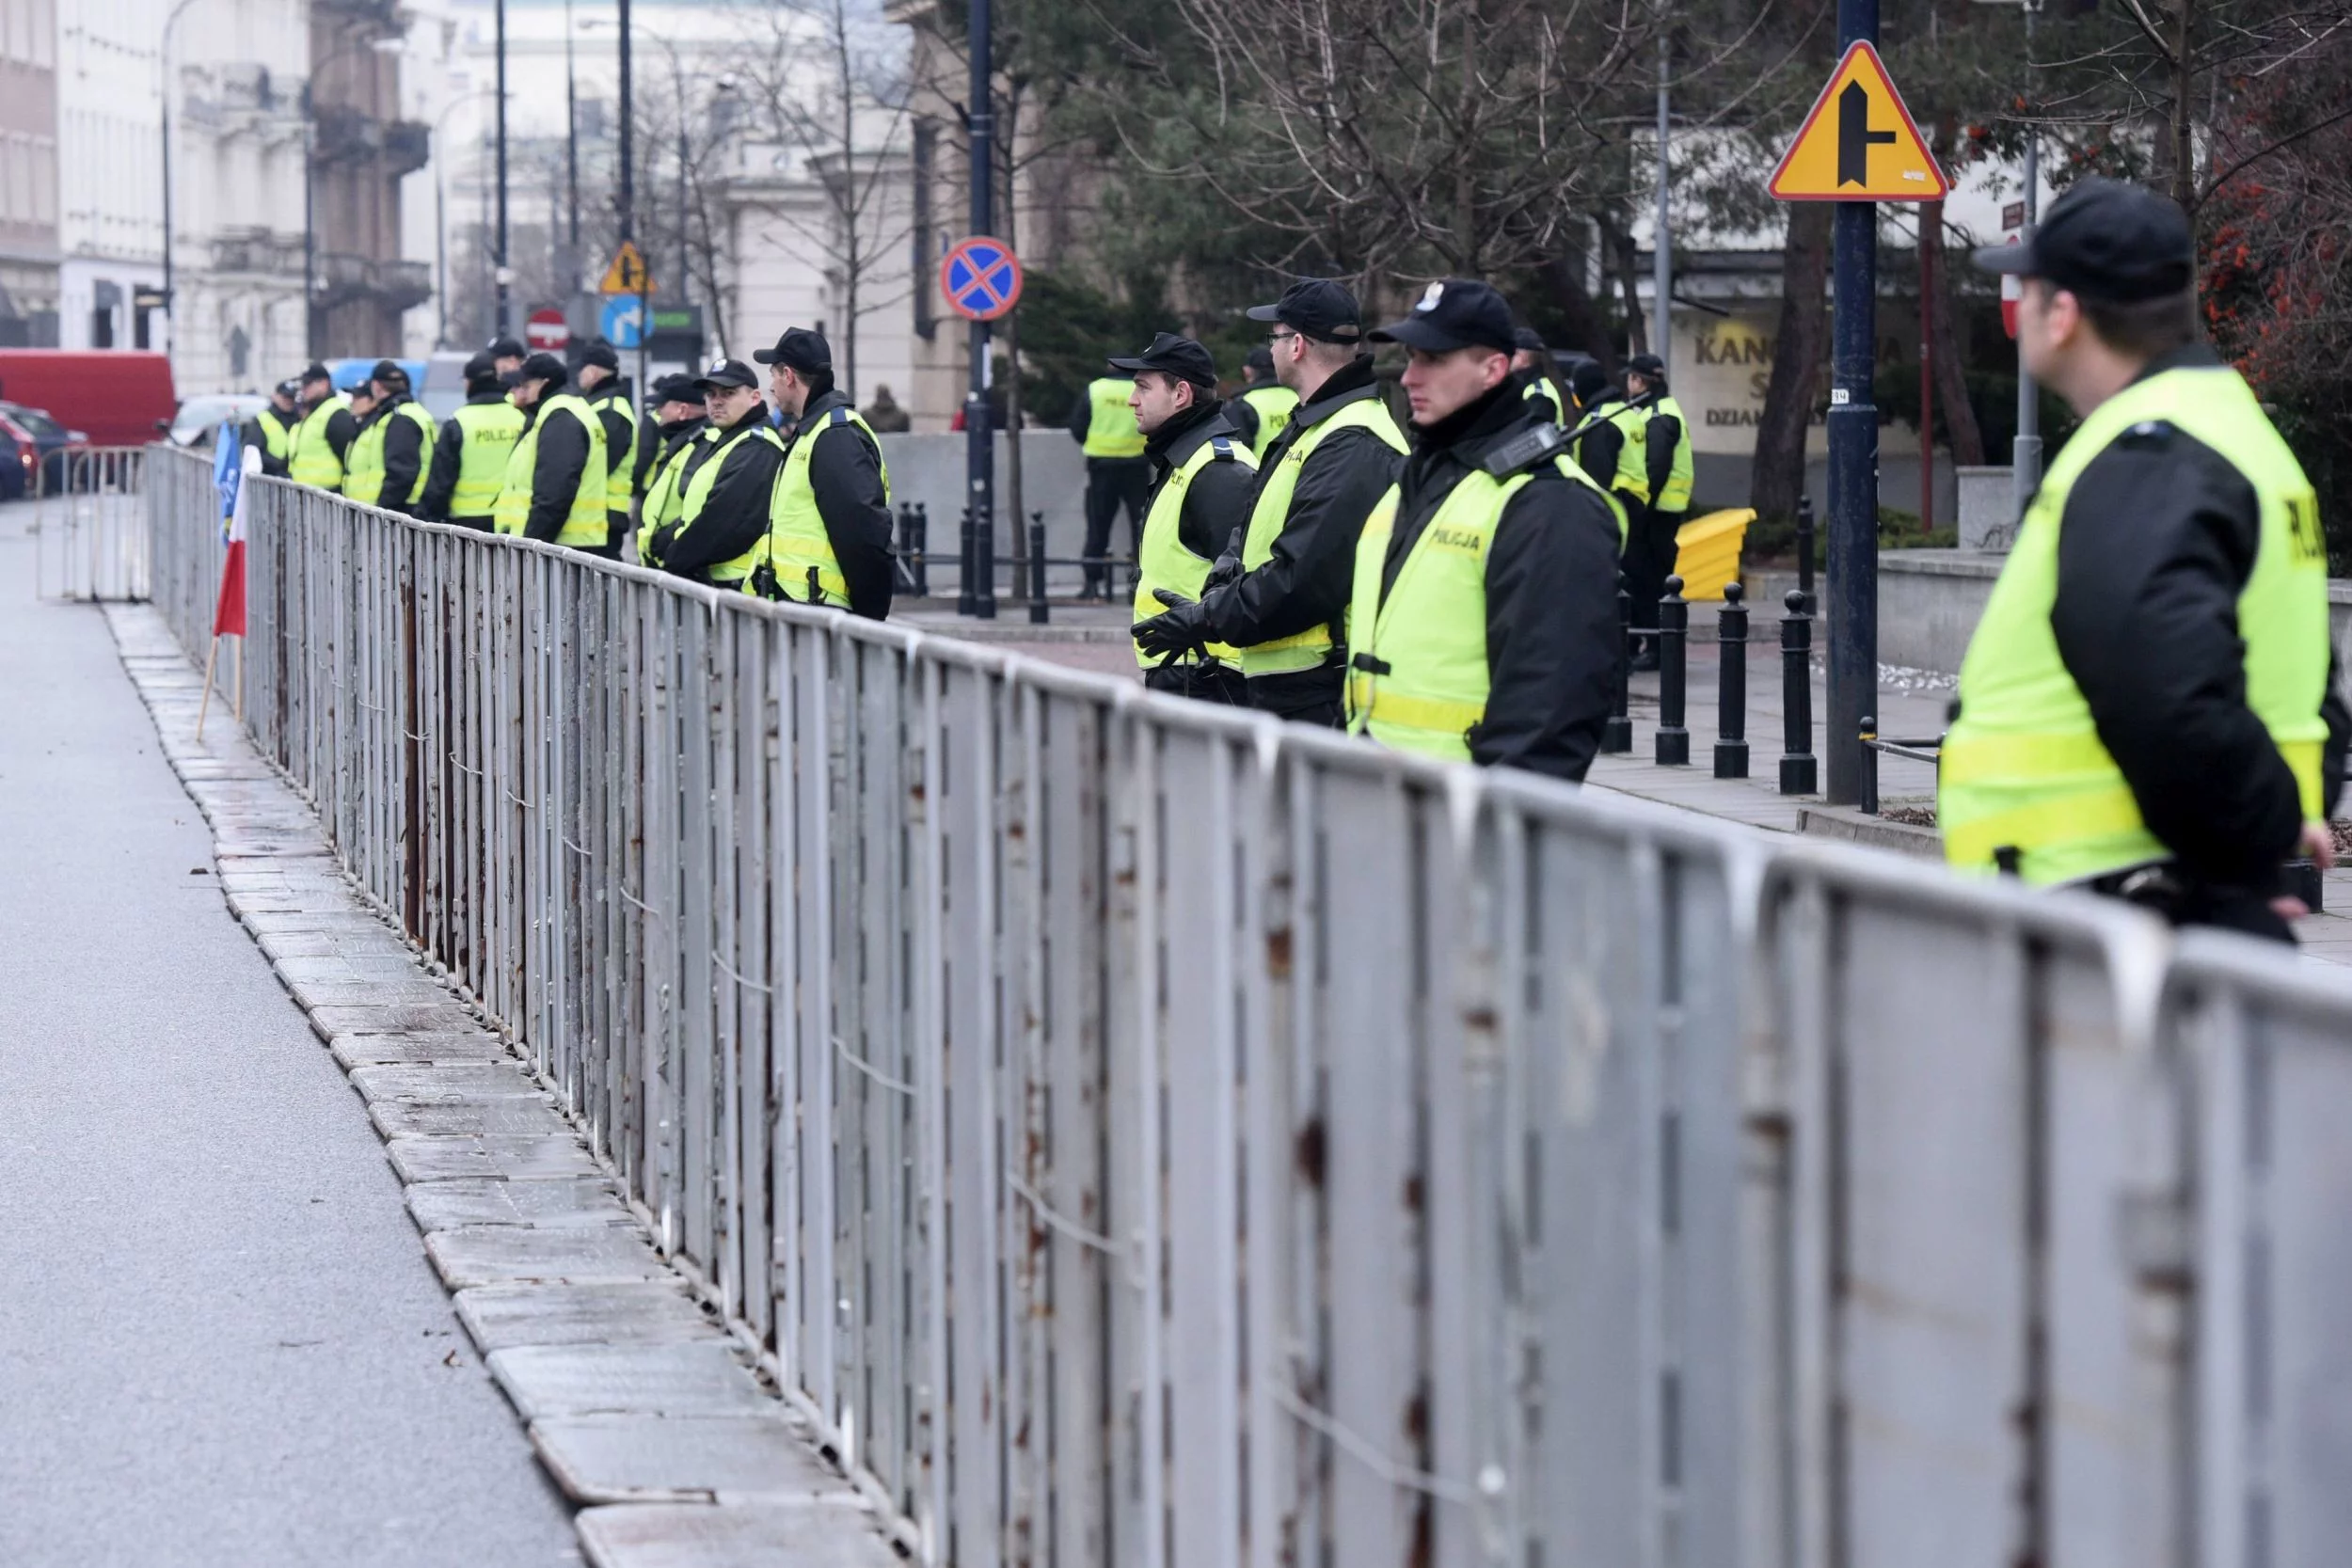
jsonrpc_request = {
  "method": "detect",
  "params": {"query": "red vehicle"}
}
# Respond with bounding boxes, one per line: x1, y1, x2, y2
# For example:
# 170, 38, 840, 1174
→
0, 351, 177, 449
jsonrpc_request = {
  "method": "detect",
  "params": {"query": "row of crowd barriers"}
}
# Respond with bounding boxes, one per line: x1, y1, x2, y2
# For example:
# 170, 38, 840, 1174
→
31, 446, 151, 602
146, 445, 2351, 1567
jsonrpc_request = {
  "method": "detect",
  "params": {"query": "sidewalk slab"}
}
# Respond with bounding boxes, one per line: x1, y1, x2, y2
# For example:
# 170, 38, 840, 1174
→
457, 1284, 726, 1354
409, 1177, 635, 1232
533, 1416, 847, 1505
577, 1502, 898, 1568
428, 1225, 674, 1289
489, 1343, 779, 1421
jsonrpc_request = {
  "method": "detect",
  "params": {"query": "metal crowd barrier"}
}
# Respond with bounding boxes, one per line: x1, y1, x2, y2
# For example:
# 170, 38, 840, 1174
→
35, 446, 150, 601
143, 445, 2352, 1567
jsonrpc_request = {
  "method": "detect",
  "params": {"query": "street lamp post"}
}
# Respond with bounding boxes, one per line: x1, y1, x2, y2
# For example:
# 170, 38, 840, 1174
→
496, 0, 511, 339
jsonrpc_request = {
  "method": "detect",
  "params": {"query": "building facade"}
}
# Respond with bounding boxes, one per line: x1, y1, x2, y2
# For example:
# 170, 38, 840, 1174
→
0, 0, 61, 347
56, 0, 167, 356
308, 0, 428, 360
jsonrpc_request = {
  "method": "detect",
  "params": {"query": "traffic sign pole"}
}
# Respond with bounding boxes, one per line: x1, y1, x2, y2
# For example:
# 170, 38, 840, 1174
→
1826, 0, 1879, 805
964, 0, 996, 619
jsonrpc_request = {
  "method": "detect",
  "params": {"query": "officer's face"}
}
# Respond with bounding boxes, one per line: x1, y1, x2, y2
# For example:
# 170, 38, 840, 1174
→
1513, 349, 1542, 374
1129, 372, 1193, 436
706, 384, 764, 425
1400, 345, 1510, 427
2017, 279, 2078, 384
495, 356, 524, 378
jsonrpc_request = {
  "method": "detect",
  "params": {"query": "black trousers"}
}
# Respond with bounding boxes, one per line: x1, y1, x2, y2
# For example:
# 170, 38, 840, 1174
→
447, 514, 496, 532
1082, 458, 1151, 595
2088, 867, 2296, 945
1143, 658, 1249, 705
1624, 503, 1684, 633
1246, 666, 1346, 728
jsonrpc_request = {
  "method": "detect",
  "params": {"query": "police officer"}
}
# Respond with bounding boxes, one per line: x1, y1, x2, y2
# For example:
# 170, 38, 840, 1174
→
749, 327, 894, 618
1069, 366, 1150, 599
243, 379, 299, 477
1225, 343, 1298, 460
492, 350, 610, 551
1566, 363, 1653, 662
1110, 331, 1257, 704
342, 360, 437, 515
421, 353, 525, 531
657, 358, 787, 588
1133, 278, 1405, 727
1623, 351, 1693, 629
486, 335, 525, 380
632, 372, 709, 568
1513, 327, 1567, 425
287, 363, 357, 491
1945, 178, 2348, 942
575, 339, 638, 553
1345, 280, 1622, 779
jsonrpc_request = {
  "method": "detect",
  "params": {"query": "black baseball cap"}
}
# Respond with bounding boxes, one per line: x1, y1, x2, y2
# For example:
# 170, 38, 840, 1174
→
695, 357, 759, 390
485, 335, 525, 359
368, 358, 409, 388
1973, 177, 2194, 304
1513, 326, 1547, 354
754, 327, 831, 373
1370, 279, 1517, 354
1108, 331, 1217, 389
1627, 353, 1667, 379
273, 378, 300, 398
299, 361, 333, 385
501, 351, 568, 388
463, 353, 501, 393
1246, 344, 1274, 373
1569, 360, 1610, 404
1246, 278, 1364, 344
579, 337, 620, 371
650, 372, 705, 404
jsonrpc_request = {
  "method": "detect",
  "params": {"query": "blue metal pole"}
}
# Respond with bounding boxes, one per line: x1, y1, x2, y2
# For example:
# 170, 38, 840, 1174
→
963, 0, 996, 619
1825, 0, 1879, 804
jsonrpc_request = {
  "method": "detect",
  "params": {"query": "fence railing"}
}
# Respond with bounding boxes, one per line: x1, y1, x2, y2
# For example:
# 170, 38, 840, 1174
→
36, 446, 150, 601
145, 445, 2352, 1567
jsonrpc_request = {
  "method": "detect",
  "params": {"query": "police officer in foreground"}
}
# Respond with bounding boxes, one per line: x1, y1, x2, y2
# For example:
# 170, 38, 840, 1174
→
1346, 280, 1622, 779
1946, 178, 2347, 942
342, 360, 436, 515
749, 328, 894, 618
1069, 366, 1151, 599
575, 339, 638, 553
421, 353, 525, 530
287, 363, 357, 491
1226, 343, 1298, 460
1133, 278, 1405, 726
632, 372, 709, 567
244, 379, 299, 477
492, 351, 610, 551
1513, 327, 1566, 425
1114, 332, 1258, 703
657, 358, 787, 588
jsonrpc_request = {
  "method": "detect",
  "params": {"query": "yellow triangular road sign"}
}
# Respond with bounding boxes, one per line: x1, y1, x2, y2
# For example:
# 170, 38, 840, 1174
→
599, 241, 656, 296
1769, 42, 1949, 202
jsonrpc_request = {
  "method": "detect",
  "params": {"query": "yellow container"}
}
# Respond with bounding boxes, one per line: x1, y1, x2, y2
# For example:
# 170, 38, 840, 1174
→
1672, 507, 1755, 602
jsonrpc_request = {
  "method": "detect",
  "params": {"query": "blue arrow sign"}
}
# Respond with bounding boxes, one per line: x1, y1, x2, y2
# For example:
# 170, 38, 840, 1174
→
940, 237, 1023, 322
599, 294, 646, 350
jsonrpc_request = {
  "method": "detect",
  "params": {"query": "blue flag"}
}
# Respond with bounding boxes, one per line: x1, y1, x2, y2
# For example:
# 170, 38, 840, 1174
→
213, 420, 242, 534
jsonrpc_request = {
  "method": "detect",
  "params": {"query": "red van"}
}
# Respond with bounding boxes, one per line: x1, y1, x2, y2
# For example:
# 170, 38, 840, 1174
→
0, 351, 178, 449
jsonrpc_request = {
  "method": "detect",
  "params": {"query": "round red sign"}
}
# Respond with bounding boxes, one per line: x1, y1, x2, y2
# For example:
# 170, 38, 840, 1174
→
525, 309, 569, 351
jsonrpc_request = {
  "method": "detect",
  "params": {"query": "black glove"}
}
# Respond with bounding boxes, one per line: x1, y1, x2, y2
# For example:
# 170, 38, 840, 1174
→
1201, 527, 1245, 596
1132, 589, 1210, 665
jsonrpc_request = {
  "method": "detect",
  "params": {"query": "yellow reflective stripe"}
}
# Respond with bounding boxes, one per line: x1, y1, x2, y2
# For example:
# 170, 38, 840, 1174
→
1938, 729, 2119, 786
1941, 783, 2148, 872
2282, 737, 2324, 818
1347, 676, 1482, 738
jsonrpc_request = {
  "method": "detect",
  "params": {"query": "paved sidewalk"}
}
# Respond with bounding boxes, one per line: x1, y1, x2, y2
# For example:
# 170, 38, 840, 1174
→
0, 502, 578, 1567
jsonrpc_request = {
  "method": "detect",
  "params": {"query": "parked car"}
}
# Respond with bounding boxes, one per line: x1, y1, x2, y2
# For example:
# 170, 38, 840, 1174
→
0, 350, 175, 448
168, 394, 273, 449
0, 401, 86, 499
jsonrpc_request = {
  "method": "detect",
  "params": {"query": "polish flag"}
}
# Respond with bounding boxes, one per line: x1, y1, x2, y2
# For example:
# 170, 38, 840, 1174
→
214, 445, 259, 638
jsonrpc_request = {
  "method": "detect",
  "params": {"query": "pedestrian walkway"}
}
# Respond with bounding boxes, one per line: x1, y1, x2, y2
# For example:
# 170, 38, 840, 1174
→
0, 501, 579, 1568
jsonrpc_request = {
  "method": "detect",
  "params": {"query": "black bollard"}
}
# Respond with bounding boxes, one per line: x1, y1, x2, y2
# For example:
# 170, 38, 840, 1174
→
975, 499, 997, 621
1859, 714, 1880, 816
1601, 571, 1633, 753
912, 503, 930, 596
1028, 512, 1049, 626
1779, 589, 1818, 795
1656, 574, 1690, 766
1796, 495, 1816, 609
1714, 581, 1750, 779
957, 506, 976, 615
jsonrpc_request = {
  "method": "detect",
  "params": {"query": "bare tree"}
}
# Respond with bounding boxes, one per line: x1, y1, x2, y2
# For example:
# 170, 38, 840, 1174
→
734, 0, 916, 402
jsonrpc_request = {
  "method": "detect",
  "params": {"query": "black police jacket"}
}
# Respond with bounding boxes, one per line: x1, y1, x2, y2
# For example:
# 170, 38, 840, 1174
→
1381, 382, 1622, 781
1198, 358, 1403, 675
1142, 401, 1256, 564
660, 406, 787, 584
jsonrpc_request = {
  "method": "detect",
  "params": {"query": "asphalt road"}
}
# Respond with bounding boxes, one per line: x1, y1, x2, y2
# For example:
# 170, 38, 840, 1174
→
0, 501, 579, 1565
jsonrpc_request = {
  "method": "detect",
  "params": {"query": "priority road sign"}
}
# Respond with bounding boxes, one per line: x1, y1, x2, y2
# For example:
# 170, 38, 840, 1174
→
939, 236, 1022, 323
525, 308, 569, 352
1768, 42, 1948, 202
599, 241, 655, 297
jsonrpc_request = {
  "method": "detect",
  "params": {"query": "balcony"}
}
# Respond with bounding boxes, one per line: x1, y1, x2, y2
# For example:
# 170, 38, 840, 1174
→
211, 229, 305, 277
383, 119, 430, 177
315, 251, 375, 309
377, 260, 431, 311
310, 103, 381, 167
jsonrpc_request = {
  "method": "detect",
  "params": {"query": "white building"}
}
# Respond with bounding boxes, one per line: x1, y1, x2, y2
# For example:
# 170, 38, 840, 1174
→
56, 0, 168, 355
